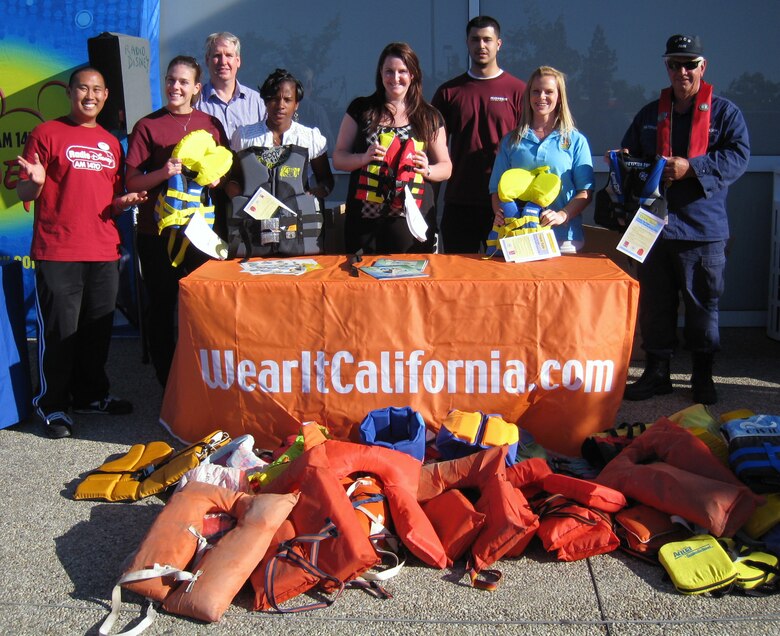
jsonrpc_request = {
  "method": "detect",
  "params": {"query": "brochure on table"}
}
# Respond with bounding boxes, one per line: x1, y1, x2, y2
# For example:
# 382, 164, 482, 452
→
499, 228, 561, 263
360, 258, 430, 279
240, 259, 322, 276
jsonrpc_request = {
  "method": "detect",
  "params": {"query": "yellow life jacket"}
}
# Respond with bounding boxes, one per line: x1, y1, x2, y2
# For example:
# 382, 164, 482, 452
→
74, 430, 231, 501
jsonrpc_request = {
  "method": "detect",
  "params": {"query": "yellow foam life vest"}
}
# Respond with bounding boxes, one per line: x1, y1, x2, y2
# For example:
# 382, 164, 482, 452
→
74, 430, 231, 501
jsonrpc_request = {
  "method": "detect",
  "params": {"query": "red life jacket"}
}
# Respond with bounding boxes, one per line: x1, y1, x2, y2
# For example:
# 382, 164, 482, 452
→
596, 418, 761, 537
251, 440, 445, 611
532, 474, 626, 562
356, 133, 425, 211
418, 446, 539, 583
656, 81, 712, 158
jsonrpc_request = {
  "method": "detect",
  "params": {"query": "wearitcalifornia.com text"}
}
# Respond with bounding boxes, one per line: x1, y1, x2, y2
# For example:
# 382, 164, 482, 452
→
198, 349, 616, 395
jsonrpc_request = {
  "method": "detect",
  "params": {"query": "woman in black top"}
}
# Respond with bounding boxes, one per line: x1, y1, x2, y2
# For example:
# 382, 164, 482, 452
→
333, 42, 451, 254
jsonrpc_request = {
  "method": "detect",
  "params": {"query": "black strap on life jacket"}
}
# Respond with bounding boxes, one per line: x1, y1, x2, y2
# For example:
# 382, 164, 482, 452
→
594, 152, 667, 231
263, 518, 345, 613
228, 144, 319, 259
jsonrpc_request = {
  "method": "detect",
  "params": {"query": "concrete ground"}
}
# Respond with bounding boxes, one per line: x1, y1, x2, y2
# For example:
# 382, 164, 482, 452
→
1, 328, 779, 635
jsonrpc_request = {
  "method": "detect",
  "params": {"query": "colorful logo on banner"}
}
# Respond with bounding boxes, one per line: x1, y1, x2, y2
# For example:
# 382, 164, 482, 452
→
0, 41, 71, 278
0, 0, 159, 334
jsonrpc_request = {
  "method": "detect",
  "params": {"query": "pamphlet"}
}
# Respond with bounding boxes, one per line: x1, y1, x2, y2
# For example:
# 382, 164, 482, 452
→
616, 207, 665, 263
499, 228, 561, 263
372, 258, 429, 272
243, 187, 295, 220
360, 260, 430, 280
404, 185, 428, 241
239, 259, 322, 276
183, 210, 228, 260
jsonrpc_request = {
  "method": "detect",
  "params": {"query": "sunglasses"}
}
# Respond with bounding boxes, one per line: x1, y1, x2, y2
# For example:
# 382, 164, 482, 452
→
666, 59, 701, 71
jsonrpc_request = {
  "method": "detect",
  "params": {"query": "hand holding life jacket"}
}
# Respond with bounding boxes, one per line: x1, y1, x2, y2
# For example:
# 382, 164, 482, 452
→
356, 132, 425, 212
155, 130, 233, 266
594, 151, 667, 231
227, 144, 324, 259
486, 167, 562, 257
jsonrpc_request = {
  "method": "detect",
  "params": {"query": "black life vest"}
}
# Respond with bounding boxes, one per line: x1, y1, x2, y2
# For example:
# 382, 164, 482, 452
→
594, 152, 667, 231
228, 144, 323, 258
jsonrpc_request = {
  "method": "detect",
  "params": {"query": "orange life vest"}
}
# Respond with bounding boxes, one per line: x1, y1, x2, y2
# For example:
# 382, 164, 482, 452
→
251, 440, 445, 611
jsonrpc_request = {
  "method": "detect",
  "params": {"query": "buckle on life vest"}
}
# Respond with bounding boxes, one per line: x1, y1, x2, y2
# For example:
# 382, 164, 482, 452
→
356, 133, 425, 211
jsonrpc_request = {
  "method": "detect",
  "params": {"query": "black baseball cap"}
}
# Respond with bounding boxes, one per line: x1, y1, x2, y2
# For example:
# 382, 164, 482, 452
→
663, 34, 704, 58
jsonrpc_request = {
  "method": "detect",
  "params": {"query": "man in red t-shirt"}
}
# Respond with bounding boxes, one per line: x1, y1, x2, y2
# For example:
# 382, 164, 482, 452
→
432, 16, 525, 253
17, 67, 147, 438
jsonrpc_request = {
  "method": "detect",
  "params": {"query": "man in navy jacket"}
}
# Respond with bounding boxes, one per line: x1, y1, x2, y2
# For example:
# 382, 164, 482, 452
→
621, 34, 750, 405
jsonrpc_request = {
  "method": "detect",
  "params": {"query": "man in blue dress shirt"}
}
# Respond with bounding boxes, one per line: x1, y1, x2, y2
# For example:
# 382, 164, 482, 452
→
196, 32, 266, 138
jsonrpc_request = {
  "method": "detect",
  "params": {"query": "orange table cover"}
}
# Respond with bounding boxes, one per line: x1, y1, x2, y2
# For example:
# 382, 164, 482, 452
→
160, 254, 638, 456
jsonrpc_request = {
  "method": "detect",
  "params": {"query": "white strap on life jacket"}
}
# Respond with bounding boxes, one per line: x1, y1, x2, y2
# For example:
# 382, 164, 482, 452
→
360, 547, 405, 582
99, 563, 199, 636
346, 479, 405, 582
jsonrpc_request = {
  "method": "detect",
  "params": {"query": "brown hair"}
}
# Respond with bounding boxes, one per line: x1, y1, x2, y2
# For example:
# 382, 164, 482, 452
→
363, 42, 439, 144
166, 56, 202, 105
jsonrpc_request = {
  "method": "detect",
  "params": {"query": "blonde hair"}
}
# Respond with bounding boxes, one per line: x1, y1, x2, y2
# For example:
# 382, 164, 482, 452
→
511, 66, 576, 145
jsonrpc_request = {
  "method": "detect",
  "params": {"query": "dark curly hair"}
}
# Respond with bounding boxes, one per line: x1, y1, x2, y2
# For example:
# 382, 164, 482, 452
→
259, 68, 304, 103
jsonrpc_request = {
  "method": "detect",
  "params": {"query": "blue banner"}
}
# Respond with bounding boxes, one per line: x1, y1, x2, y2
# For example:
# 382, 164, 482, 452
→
0, 0, 160, 335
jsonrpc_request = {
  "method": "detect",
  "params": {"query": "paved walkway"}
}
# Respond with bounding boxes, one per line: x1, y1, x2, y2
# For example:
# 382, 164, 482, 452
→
0, 328, 778, 635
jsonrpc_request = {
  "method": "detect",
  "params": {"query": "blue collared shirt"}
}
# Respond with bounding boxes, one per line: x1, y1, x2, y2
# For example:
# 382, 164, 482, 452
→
196, 80, 266, 139
490, 128, 594, 244
621, 93, 750, 241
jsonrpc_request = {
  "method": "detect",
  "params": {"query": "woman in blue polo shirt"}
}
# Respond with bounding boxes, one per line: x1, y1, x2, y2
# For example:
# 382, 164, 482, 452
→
489, 66, 594, 253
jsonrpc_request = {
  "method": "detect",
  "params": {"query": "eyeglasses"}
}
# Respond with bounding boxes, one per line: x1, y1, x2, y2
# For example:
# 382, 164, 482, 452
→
666, 59, 701, 72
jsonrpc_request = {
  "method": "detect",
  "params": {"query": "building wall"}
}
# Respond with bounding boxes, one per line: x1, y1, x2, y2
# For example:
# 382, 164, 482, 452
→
160, 0, 780, 322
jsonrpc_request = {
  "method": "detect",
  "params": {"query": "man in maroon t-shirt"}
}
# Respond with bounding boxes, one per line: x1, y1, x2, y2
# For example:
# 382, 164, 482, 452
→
17, 68, 146, 438
432, 16, 525, 253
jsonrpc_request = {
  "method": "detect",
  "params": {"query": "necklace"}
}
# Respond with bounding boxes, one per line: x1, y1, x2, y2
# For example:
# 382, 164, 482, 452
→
167, 109, 193, 131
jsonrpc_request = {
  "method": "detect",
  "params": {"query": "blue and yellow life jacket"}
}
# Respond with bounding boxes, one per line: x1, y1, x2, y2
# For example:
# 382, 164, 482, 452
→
154, 130, 233, 267
486, 167, 562, 257
436, 409, 520, 465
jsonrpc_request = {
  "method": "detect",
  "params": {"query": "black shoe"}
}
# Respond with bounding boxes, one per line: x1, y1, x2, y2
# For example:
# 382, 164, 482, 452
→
692, 353, 718, 405
38, 409, 74, 439
73, 395, 133, 415
623, 357, 673, 401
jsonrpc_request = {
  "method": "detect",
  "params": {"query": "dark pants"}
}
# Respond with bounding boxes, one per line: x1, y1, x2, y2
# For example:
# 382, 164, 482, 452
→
33, 260, 119, 413
136, 232, 207, 386
440, 203, 494, 254
345, 209, 437, 255
637, 238, 727, 358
